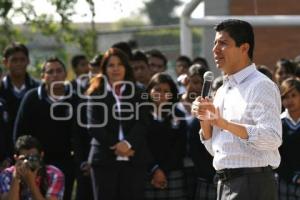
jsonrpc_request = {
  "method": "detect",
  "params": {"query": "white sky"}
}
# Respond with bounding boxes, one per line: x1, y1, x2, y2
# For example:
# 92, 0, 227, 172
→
12, 0, 204, 24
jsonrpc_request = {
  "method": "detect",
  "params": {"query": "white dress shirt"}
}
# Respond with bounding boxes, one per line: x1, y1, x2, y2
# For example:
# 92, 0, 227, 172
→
106, 83, 130, 161
201, 64, 282, 170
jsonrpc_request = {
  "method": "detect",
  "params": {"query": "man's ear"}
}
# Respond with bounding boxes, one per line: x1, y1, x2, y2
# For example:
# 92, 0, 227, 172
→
241, 43, 250, 56
40, 151, 45, 159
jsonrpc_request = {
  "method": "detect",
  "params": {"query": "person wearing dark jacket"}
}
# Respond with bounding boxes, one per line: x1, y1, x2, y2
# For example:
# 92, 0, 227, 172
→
179, 64, 216, 200
0, 42, 39, 159
0, 98, 8, 169
188, 118, 216, 200
13, 57, 76, 200
86, 48, 151, 200
70, 54, 94, 200
144, 73, 187, 200
277, 78, 300, 199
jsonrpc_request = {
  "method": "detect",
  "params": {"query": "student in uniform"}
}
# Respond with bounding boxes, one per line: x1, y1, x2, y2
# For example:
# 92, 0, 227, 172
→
13, 57, 76, 200
86, 48, 151, 200
0, 42, 39, 159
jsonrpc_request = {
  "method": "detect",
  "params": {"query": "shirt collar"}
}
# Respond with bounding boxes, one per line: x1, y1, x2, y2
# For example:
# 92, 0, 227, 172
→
2, 73, 35, 90
281, 109, 300, 125
38, 83, 71, 103
223, 63, 256, 87
13, 84, 26, 94
106, 82, 126, 93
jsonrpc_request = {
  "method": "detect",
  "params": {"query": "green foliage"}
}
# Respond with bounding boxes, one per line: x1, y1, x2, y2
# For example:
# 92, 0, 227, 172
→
0, 0, 98, 76
114, 17, 146, 29
143, 0, 182, 25
134, 27, 202, 46
0, 0, 12, 18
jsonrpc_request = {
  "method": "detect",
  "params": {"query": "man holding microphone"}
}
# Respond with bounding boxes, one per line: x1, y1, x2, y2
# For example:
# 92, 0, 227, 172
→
192, 19, 282, 200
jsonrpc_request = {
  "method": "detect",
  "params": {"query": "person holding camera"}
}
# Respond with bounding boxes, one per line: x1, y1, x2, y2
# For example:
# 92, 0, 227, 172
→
0, 135, 64, 200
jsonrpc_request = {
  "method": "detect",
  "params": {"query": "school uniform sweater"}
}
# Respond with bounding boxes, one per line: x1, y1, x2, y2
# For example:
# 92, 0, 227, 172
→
13, 84, 77, 163
0, 74, 39, 157
278, 111, 300, 183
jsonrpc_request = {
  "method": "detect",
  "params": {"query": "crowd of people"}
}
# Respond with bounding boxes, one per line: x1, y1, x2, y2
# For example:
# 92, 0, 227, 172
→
0, 19, 299, 200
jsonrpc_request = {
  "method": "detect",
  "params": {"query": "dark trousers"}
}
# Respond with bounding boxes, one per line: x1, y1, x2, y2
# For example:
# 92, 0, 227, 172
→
75, 171, 93, 200
92, 162, 147, 200
217, 169, 278, 200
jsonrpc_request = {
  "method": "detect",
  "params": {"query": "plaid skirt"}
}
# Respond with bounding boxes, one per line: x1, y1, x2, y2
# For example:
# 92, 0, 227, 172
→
145, 170, 187, 200
183, 166, 197, 200
194, 178, 217, 200
279, 178, 300, 200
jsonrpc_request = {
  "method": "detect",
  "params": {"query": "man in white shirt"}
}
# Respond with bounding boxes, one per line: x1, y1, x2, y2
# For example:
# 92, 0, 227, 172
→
192, 19, 282, 200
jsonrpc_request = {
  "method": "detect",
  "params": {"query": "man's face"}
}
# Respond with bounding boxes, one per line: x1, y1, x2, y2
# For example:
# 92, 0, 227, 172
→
175, 61, 189, 77
3, 51, 29, 77
16, 148, 43, 171
212, 31, 245, 75
75, 59, 89, 77
131, 60, 151, 85
42, 61, 66, 89
148, 57, 166, 75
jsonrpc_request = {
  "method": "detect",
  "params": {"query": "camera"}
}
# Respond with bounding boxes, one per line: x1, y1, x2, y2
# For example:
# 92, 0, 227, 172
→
23, 155, 41, 171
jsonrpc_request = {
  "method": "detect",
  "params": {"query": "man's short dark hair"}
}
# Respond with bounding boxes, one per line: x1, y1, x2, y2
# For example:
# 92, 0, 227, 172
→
71, 54, 87, 70
41, 56, 66, 73
188, 63, 208, 78
276, 58, 296, 75
257, 65, 273, 80
176, 55, 192, 68
3, 42, 29, 59
89, 54, 103, 68
132, 50, 148, 64
215, 19, 255, 60
146, 49, 168, 67
192, 56, 209, 70
112, 42, 133, 60
15, 135, 43, 155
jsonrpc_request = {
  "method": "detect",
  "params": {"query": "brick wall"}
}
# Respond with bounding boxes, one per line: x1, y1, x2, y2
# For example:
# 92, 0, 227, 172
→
229, 0, 300, 71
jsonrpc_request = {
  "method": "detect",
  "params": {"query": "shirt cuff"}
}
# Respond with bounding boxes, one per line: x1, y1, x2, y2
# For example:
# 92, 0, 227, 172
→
239, 124, 256, 143
123, 140, 132, 149
199, 129, 212, 144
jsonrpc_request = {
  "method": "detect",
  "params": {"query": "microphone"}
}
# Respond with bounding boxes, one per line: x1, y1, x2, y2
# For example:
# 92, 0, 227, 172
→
201, 71, 214, 98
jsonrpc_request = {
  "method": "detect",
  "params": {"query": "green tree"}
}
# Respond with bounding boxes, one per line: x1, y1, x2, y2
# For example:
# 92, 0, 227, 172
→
1, 0, 98, 57
0, 0, 26, 51
143, 0, 183, 25
0, 0, 99, 76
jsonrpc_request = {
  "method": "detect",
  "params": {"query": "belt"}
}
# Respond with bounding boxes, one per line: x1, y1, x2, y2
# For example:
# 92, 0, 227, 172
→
216, 166, 272, 182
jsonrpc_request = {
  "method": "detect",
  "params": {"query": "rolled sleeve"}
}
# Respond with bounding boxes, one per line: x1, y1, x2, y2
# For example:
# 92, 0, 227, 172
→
240, 81, 282, 150
199, 129, 214, 156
